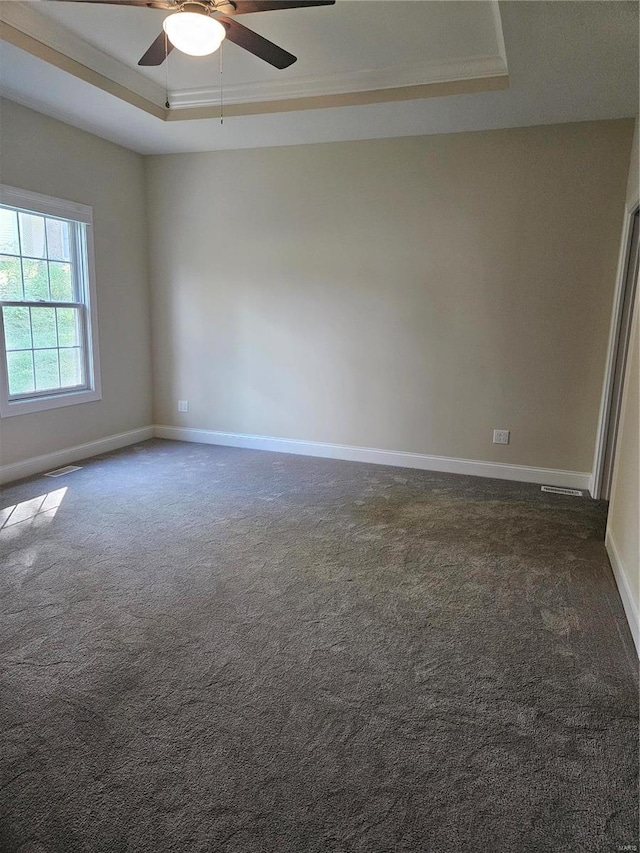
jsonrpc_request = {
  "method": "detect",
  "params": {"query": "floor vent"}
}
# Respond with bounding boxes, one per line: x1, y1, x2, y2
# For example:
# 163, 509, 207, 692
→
44, 465, 82, 478
541, 485, 583, 497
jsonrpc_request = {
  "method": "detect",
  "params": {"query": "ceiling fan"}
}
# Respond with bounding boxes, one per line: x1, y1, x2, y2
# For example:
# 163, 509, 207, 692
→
45, 0, 336, 69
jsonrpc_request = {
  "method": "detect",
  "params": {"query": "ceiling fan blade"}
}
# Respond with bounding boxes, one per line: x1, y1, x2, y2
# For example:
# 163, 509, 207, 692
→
223, 0, 335, 15
138, 31, 174, 66
44, 0, 176, 7
219, 17, 296, 69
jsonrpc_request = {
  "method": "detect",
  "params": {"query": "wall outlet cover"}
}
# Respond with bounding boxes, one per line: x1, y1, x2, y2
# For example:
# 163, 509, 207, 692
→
493, 429, 510, 445
178, 400, 189, 413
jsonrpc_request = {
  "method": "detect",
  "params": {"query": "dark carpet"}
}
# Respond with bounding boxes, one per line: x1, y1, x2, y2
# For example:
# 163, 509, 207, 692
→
0, 439, 637, 853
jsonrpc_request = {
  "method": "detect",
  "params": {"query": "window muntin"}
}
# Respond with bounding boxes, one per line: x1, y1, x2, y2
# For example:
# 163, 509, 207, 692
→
0, 187, 100, 417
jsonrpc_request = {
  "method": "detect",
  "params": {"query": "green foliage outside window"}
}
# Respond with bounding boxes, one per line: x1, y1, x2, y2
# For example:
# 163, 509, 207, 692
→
0, 207, 86, 398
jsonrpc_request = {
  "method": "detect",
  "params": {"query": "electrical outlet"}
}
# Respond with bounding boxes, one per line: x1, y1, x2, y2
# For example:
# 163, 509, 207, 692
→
178, 400, 189, 413
493, 429, 510, 445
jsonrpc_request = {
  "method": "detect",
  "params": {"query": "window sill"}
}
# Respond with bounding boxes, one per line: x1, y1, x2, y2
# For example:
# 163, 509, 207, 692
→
0, 387, 102, 418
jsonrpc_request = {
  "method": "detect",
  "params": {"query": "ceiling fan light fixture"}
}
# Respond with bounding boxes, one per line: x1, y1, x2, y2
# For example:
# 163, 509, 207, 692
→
163, 7, 226, 57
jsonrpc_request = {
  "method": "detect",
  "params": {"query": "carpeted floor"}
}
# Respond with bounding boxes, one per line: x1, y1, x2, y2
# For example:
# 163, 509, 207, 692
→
0, 439, 637, 853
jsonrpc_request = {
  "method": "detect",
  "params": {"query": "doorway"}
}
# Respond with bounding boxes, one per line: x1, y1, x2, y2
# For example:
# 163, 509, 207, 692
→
593, 205, 639, 500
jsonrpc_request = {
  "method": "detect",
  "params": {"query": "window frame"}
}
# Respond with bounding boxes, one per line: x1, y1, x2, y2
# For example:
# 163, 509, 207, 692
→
0, 185, 102, 418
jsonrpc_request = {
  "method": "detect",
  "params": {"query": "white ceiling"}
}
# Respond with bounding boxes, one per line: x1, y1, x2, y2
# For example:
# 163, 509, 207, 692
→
0, 1, 637, 154
33, 0, 505, 94
1, 0, 509, 112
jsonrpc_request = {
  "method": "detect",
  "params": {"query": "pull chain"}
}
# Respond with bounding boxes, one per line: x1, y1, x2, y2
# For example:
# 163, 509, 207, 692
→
219, 40, 224, 125
164, 32, 170, 109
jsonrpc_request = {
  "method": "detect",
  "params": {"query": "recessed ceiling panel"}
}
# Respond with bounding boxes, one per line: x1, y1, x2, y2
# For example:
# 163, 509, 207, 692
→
34, 1, 503, 87
3, 0, 508, 109
0, 1, 637, 155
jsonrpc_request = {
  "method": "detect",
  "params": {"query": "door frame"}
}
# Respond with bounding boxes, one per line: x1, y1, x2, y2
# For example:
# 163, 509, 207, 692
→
591, 200, 640, 499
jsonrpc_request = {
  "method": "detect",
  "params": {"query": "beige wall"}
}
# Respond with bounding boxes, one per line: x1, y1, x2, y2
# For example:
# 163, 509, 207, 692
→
606, 117, 639, 642
146, 120, 632, 472
0, 99, 153, 467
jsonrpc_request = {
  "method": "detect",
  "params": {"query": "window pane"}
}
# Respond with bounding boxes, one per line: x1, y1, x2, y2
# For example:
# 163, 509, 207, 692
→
0, 195, 97, 413
7, 350, 35, 396
0, 209, 19, 255
59, 347, 83, 388
31, 307, 58, 349
0, 255, 23, 300
18, 213, 46, 259
3, 306, 32, 350
45, 218, 71, 262
34, 349, 60, 391
23, 259, 49, 301
49, 262, 73, 301
56, 307, 80, 347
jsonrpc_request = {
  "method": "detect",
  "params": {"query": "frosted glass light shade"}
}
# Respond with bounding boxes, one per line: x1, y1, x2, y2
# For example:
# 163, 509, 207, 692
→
163, 12, 226, 57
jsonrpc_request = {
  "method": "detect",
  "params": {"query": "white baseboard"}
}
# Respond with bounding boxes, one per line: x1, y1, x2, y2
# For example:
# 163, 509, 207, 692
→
605, 530, 640, 656
0, 426, 154, 486
154, 425, 592, 490
3, 423, 591, 492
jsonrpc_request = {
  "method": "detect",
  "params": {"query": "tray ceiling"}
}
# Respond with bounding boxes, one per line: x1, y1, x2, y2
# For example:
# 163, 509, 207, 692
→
1, 0, 508, 116
0, 1, 637, 155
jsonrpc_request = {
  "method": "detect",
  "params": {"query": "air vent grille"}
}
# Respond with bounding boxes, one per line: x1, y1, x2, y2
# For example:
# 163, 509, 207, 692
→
541, 485, 583, 497
44, 465, 82, 478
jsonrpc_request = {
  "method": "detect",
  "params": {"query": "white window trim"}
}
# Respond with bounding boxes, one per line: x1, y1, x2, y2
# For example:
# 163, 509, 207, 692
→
0, 185, 102, 418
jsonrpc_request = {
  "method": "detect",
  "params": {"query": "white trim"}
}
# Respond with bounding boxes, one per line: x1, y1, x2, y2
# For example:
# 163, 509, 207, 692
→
0, 188, 102, 418
0, 424, 592, 490
591, 200, 640, 498
605, 530, 640, 656
490, 0, 508, 76
82, 218, 102, 406
0, 184, 93, 224
0, 426, 154, 485
169, 55, 508, 109
153, 425, 591, 490
0, 386, 102, 419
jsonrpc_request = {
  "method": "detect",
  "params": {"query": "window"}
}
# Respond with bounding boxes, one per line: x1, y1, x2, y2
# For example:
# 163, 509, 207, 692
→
0, 186, 101, 417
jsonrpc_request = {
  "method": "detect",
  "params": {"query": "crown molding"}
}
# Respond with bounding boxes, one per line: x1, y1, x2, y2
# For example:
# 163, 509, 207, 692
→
167, 75, 509, 120
168, 54, 508, 109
